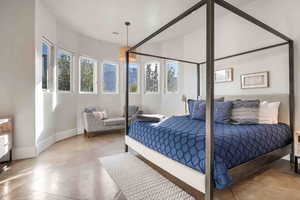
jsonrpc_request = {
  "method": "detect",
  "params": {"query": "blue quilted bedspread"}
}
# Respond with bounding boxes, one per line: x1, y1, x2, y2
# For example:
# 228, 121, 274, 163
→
128, 116, 291, 189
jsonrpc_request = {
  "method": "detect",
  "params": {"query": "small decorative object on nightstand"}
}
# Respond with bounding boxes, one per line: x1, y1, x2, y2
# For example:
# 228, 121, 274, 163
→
294, 131, 300, 173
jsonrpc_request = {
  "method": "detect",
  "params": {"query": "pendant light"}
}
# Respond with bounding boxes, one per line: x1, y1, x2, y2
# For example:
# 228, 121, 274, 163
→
119, 21, 137, 62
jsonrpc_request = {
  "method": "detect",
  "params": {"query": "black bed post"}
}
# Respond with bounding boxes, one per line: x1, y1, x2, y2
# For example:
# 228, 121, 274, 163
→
125, 51, 129, 152
205, 0, 215, 199
289, 40, 295, 165
197, 64, 201, 99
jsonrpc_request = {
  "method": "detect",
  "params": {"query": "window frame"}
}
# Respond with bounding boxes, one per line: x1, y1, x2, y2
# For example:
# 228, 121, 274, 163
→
56, 47, 74, 93
128, 62, 140, 94
101, 61, 119, 94
41, 38, 53, 92
165, 60, 180, 94
78, 56, 98, 95
144, 61, 160, 95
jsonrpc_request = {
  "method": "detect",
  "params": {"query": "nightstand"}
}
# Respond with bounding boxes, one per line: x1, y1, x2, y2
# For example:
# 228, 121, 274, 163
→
0, 118, 13, 163
294, 131, 300, 173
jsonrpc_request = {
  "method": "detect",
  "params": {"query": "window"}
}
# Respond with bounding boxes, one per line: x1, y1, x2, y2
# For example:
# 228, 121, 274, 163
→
102, 62, 119, 94
144, 62, 160, 94
42, 42, 51, 90
56, 49, 73, 92
166, 61, 179, 93
129, 63, 140, 94
79, 57, 97, 94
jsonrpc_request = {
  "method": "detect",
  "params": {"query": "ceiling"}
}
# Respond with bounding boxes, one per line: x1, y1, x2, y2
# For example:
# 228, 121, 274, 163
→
42, 0, 251, 45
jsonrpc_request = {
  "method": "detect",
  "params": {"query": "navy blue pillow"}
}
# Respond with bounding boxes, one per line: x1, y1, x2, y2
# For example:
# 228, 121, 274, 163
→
214, 101, 233, 124
191, 101, 233, 124
187, 99, 203, 115
187, 97, 224, 114
191, 101, 206, 120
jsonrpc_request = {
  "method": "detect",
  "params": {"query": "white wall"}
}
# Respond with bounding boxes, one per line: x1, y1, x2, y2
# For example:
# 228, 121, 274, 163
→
35, 1, 127, 154
182, 0, 300, 128
0, 0, 36, 159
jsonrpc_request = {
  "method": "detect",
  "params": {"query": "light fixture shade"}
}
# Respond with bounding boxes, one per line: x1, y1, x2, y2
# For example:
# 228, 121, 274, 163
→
119, 46, 137, 62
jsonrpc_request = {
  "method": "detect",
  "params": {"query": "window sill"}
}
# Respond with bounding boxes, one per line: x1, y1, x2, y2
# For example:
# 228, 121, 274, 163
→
102, 92, 119, 95
144, 92, 160, 95
79, 92, 98, 95
57, 91, 73, 94
42, 89, 51, 93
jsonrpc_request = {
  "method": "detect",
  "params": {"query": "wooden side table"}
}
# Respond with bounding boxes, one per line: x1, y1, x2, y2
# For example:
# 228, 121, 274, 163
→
294, 131, 300, 173
0, 118, 13, 163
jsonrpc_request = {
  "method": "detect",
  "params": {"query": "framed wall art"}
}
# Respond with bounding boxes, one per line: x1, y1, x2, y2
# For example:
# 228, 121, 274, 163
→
214, 68, 233, 83
241, 71, 269, 89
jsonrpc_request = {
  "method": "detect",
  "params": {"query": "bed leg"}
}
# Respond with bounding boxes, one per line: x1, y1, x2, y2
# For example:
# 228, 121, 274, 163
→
125, 145, 128, 152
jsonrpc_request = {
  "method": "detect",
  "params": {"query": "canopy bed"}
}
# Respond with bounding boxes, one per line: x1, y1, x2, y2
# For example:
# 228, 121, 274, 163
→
124, 1, 295, 200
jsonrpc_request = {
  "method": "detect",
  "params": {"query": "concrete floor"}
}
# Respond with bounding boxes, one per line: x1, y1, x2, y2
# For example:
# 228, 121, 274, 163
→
0, 133, 299, 200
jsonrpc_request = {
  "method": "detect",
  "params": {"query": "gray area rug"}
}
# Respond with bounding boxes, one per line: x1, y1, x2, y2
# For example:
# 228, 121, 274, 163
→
99, 153, 195, 200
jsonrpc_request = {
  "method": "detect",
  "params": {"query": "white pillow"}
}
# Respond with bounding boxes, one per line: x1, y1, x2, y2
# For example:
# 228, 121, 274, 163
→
258, 101, 280, 124
93, 110, 108, 120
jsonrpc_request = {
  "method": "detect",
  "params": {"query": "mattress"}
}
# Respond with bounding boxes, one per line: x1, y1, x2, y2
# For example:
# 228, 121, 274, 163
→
128, 116, 292, 189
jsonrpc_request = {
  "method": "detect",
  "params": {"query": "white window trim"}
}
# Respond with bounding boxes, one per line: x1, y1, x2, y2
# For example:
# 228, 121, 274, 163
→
79, 56, 98, 95
165, 60, 180, 94
101, 61, 119, 94
41, 38, 53, 92
128, 62, 140, 95
144, 61, 160, 95
56, 47, 74, 93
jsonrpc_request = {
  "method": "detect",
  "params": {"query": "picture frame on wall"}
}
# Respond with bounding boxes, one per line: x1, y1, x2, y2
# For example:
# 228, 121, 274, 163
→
241, 71, 269, 89
214, 68, 233, 83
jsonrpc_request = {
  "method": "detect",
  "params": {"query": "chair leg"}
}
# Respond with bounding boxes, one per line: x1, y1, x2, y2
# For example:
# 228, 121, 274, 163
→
84, 129, 92, 138
87, 132, 92, 138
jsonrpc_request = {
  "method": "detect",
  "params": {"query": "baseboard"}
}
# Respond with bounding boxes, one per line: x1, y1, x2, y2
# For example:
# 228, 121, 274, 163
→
37, 135, 55, 155
13, 146, 36, 160
77, 128, 84, 135
36, 128, 78, 155
55, 128, 78, 142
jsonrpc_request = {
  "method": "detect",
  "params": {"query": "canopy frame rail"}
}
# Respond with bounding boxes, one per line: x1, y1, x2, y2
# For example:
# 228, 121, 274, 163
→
124, 0, 295, 200
129, 51, 200, 65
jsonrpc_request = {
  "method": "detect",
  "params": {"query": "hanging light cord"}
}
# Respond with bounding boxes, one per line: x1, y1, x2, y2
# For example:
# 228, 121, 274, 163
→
125, 21, 130, 47
126, 25, 128, 46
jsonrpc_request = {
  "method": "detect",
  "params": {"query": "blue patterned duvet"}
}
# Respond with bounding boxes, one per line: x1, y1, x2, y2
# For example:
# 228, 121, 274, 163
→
128, 116, 291, 189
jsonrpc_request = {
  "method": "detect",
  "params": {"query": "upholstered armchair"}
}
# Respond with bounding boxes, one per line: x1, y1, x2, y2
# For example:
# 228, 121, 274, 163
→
82, 105, 142, 137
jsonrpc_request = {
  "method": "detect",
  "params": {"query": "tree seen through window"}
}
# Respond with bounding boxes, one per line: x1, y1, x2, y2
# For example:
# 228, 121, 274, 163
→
80, 57, 96, 93
57, 49, 72, 91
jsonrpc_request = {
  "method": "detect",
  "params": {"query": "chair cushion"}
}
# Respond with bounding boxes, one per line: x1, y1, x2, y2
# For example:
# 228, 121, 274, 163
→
93, 110, 108, 120
103, 117, 125, 126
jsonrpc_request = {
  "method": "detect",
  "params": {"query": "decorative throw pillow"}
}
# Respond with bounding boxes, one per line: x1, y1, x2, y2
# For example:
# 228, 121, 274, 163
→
187, 97, 224, 114
191, 101, 232, 124
93, 110, 108, 120
258, 101, 280, 124
191, 101, 206, 120
231, 100, 260, 124
84, 107, 97, 113
214, 101, 233, 124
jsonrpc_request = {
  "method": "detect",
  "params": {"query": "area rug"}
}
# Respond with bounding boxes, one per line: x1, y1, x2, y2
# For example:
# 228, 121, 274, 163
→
99, 153, 195, 200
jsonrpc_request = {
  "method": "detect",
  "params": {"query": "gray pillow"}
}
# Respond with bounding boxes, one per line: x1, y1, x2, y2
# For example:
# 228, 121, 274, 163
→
84, 107, 97, 113
123, 105, 139, 117
231, 100, 260, 124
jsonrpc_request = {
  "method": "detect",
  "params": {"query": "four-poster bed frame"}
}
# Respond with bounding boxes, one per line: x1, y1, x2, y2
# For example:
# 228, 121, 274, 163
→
124, 0, 295, 199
